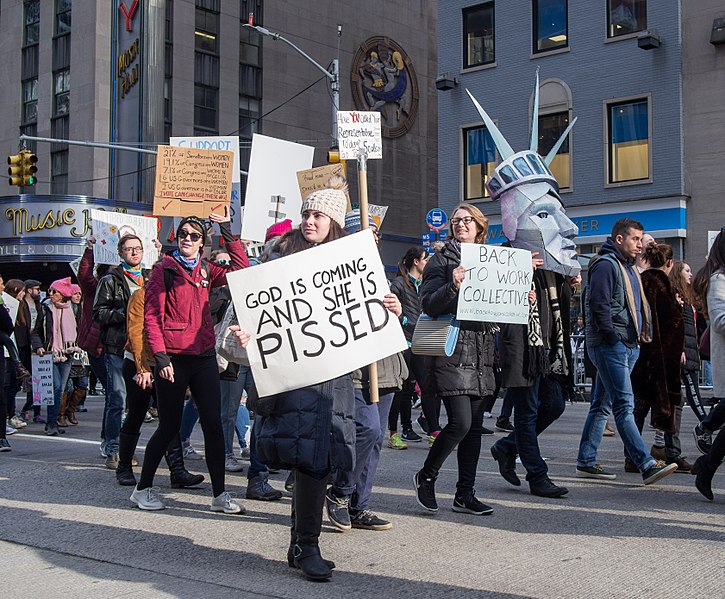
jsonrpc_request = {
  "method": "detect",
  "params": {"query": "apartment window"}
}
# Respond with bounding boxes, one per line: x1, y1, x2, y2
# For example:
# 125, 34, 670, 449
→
194, 84, 218, 132
53, 70, 70, 116
608, 0, 646, 38
607, 98, 649, 184
55, 0, 72, 36
463, 3, 495, 69
240, 28, 261, 66
22, 79, 38, 124
533, 0, 567, 53
195, 7, 219, 53
538, 112, 571, 189
51, 151, 68, 194
24, 0, 40, 46
464, 126, 497, 200
239, 97, 261, 137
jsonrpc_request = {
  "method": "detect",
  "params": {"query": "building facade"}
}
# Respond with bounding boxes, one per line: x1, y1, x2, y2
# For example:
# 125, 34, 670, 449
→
0, 0, 438, 280
437, 1, 706, 261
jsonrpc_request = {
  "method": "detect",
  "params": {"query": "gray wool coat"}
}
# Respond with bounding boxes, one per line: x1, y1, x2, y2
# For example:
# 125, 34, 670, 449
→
707, 272, 725, 398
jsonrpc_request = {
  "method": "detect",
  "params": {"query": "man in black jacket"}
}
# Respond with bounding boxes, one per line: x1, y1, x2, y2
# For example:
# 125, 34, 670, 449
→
92, 234, 146, 469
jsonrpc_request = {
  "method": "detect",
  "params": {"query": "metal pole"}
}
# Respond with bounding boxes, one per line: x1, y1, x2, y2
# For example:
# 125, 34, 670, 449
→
331, 57, 339, 147
19, 134, 158, 155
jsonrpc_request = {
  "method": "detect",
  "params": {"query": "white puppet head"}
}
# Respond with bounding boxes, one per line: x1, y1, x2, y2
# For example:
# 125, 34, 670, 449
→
466, 71, 581, 277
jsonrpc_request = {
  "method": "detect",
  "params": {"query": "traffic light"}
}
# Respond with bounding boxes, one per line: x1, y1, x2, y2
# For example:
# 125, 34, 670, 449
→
327, 148, 340, 163
7, 150, 37, 187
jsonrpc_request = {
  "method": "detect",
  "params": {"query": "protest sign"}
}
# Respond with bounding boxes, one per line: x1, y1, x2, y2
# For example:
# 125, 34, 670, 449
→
241, 134, 314, 242
1, 293, 19, 358
296, 164, 350, 210
337, 111, 383, 160
170, 136, 243, 236
457, 243, 533, 325
226, 229, 408, 397
90, 210, 159, 270
350, 204, 388, 228
31, 354, 54, 406
153, 145, 234, 218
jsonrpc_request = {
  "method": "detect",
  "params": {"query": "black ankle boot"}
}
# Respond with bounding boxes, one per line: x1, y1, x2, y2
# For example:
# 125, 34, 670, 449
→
117, 432, 139, 486
691, 456, 715, 501
165, 433, 205, 488
287, 532, 336, 570
292, 544, 332, 581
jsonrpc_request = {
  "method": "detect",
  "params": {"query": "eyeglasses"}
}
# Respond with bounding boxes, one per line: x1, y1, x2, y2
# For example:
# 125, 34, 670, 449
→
178, 230, 202, 242
450, 216, 474, 227
122, 246, 143, 254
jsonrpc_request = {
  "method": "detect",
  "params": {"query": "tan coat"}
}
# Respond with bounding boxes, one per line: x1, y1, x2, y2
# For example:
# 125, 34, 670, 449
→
124, 288, 154, 374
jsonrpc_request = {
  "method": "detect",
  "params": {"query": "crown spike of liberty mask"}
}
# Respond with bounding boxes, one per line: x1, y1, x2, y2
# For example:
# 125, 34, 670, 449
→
465, 69, 581, 277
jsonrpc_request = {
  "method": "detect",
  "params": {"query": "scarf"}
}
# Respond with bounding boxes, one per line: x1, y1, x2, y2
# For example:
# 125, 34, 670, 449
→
525, 282, 549, 378
122, 263, 144, 287
50, 302, 78, 362
172, 249, 200, 271
544, 270, 568, 376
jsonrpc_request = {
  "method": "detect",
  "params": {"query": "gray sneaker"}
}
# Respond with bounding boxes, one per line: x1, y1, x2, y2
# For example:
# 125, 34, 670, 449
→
211, 491, 245, 514
182, 441, 203, 460
246, 473, 283, 501
105, 453, 119, 470
575, 464, 616, 480
225, 455, 244, 472
130, 486, 165, 510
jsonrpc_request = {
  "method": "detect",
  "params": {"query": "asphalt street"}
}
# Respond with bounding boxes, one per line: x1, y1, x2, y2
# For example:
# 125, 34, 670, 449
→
0, 393, 723, 599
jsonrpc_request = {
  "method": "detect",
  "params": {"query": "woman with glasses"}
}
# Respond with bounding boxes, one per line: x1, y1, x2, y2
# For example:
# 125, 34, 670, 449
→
30, 277, 80, 436
131, 212, 249, 513
413, 204, 497, 516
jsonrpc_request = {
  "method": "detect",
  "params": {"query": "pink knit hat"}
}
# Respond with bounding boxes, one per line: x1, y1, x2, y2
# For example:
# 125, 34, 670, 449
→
70, 284, 81, 295
49, 277, 74, 297
265, 219, 293, 242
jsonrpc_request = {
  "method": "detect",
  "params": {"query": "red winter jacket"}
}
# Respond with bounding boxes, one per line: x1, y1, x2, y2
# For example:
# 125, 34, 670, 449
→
76, 247, 103, 357
144, 239, 248, 358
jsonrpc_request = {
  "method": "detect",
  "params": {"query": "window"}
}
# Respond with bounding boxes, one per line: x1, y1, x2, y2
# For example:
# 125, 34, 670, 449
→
608, 0, 646, 38
464, 126, 497, 200
463, 3, 495, 69
51, 150, 68, 194
607, 98, 649, 184
538, 112, 571, 189
195, 7, 219, 53
194, 84, 218, 132
533, 0, 567, 53
24, 0, 40, 46
22, 78, 38, 124
55, 0, 72, 36
240, 27, 262, 66
239, 96, 261, 137
53, 70, 70, 117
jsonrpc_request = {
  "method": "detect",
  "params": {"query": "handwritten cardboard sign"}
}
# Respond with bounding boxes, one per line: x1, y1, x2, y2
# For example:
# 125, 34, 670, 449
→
296, 164, 351, 210
349, 204, 389, 229
90, 210, 159, 270
31, 354, 54, 406
226, 229, 408, 397
241, 134, 314, 243
337, 111, 383, 160
153, 145, 234, 218
170, 136, 242, 236
457, 243, 533, 325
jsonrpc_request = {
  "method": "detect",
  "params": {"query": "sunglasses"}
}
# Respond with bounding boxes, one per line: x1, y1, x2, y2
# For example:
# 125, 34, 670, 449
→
51, 290, 71, 302
178, 230, 202, 242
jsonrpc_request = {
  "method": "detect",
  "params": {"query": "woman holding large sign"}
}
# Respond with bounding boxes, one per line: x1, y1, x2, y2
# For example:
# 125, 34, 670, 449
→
413, 204, 496, 516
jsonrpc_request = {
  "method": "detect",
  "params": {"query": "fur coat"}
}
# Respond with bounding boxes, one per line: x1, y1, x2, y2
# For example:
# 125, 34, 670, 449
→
631, 269, 684, 433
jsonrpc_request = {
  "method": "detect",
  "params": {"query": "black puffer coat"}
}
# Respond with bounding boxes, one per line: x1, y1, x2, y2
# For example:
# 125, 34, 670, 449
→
390, 274, 422, 342
255, 375, 356, 477
681, 303, 699, 373
420, 240, 495, 398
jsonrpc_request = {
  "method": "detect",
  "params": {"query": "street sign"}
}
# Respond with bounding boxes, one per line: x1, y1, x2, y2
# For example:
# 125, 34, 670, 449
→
426, 208, 447, 231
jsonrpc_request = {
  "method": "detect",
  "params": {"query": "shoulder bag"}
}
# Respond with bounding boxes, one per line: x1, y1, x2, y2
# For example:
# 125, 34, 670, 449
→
411, 313, 460, 357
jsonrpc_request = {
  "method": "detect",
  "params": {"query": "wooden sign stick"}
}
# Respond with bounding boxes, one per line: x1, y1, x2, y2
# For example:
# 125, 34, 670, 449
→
357, 149, 379, 404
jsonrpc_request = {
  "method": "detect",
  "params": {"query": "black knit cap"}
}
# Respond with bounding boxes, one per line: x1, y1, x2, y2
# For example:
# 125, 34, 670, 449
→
176, 216, 207, 244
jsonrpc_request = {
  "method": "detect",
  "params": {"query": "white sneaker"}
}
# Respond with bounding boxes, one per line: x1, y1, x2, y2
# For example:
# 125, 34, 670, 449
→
9, 416, 27, 429
225, 455, 244, 472
182, 441, 203, 460
130, 486, 165, 510
6, 424, 17, 435
143, 411, 154, 423
483, 411, 493, 419
211, 491, 245, 514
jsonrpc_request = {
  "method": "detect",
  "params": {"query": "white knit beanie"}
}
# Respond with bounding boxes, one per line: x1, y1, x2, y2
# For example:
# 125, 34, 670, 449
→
300, 175, 348, 228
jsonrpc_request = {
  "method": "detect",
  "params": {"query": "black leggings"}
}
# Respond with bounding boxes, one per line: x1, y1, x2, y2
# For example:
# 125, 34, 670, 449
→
422, 394, 485, 494
138, 354, 225, 496
120, 359, 151, 436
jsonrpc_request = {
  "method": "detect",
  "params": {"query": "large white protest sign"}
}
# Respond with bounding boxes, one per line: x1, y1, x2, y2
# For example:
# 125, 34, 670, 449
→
457, 243, 533, 325
241, 134, 314, 243
31, 354, 54, 406
171, 136, 243, 236
337, 111, 383, 160
227, 229, 408, 397
90, 210, 159, 270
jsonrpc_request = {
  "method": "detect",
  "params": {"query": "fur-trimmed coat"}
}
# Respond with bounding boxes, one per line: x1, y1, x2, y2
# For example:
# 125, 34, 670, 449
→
631, 269, 684, 432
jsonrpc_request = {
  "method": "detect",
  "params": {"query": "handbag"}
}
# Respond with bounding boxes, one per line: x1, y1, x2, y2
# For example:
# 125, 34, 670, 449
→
411, 313, 460, 357
698, 325, 711, 360
215, 303, 250, 367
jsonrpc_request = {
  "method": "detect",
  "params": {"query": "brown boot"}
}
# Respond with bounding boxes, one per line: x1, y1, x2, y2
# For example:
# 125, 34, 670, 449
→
57, 393, 69, 427
66, 389, 84, 425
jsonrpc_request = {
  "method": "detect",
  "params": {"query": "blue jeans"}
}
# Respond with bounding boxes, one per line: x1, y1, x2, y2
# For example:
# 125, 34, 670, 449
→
246, 419, 268, 479
103, 353, 126, 455
235, 404, 250, 449
180, 395, 199, 442
48, 360, 72, 426
220, 374, 244, 456
332, 389, 394, 509
493, 375, 566, 484
577, 342, 655, 472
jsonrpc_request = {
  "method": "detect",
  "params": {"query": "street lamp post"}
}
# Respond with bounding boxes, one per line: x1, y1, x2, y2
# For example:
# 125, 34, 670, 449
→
242, 24, 340, 147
